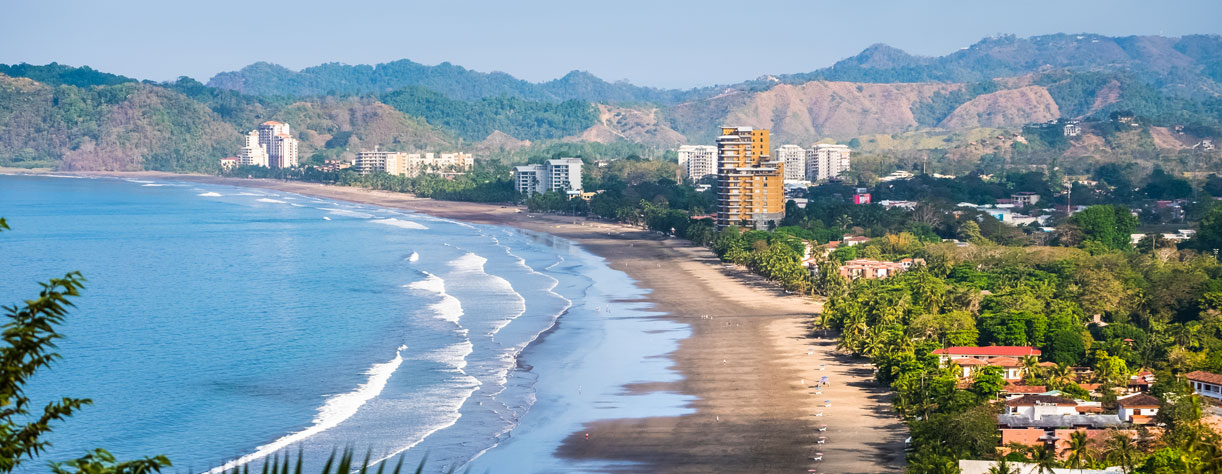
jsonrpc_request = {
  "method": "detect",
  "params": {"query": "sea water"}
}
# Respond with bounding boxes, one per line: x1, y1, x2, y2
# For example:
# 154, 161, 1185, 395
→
0, 175, 693, 473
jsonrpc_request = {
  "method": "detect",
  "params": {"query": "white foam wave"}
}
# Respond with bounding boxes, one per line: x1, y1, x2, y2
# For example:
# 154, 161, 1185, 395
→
290, 203, 305, 207
406, 273, 463, 323
141, 183, 165, 187
207, 346, 407, 474
125, 179, 154, 183
319, 208, 374, 219
322, 216, 331, 221
256, 198, 287, 204
235, 192, 264, 196
372, 218, 429, 230
197, 192, 223, 197
408, 252, 420, 262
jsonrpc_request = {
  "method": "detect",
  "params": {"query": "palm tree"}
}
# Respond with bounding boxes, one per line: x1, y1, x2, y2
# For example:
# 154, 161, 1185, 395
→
1020, 355, 1043, 384
1102, 431, 1139, 473
1031, 444, 1059, 474
1064, 430, 1094, 472
1048, 363, 1074, 389
988, 457, 1018, 474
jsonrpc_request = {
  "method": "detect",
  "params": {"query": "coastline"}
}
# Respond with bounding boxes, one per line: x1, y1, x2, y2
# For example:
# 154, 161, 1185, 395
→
4, 169, 907, 472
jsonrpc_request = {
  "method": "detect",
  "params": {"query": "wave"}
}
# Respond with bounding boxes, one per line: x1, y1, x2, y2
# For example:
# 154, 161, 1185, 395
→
406, 273, 463, 323
256, 198, 287, 204
142, 183, 165, 187
197, 192, 223, 197
408, 252, 420, 262
125, 179, 154, 183
207, 346, 408, 474
372, 218, 429, 230
235, 192, 264, 196
319, 208, 374, 219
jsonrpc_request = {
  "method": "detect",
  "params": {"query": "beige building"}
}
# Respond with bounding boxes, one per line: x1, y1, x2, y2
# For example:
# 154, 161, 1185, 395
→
716, 127, 784, 229
806, 144, 851, 182
774, 144, 807, 181
355, 150, 474, 177
237, 130, 269, 167
677, 145, 717, 182
257, 121, 299, 168
514, 158, 583, 195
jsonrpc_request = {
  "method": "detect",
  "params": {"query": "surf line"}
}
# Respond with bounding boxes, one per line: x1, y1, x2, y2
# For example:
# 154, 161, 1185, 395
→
206, 345, 408, 474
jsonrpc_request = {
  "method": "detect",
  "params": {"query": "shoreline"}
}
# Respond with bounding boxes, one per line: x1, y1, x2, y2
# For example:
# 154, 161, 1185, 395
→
4, 170, 907, 472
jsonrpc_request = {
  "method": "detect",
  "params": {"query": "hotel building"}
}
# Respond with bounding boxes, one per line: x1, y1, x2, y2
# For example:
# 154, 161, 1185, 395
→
257, 121, 299, 168
677, 145, 718, 182
775, 144, 807, 181
236, 130, 269, 167
716, 127, 785, 229
806, 144, 851, 182
514, 158, 583, 196
355, 151, 474, 177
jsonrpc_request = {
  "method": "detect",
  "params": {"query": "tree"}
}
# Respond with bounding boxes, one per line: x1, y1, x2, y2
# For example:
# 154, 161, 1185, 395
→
1189, 205, 1222, 253
1064, 430, 1095, 471
1070, 205, 1138, 251
987, 457, 1018, 474
1031, 444, 1059, 474
971, 365, 1006, 400
1103, 431, 1140, 474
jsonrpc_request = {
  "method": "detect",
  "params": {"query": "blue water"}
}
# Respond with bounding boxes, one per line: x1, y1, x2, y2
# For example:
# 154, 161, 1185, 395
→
0, 175, 693, 473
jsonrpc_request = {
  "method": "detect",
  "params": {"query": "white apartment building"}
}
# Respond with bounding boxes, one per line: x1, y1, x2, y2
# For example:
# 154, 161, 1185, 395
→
806, 144, 851, 182
775, 144, 806, 181
355, 150, 474, 176
237, 130, 269, 167
514, 158, 583, 195
677, 145, 717, 182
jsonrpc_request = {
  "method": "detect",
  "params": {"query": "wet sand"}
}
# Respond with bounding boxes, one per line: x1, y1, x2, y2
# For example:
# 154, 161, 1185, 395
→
8, 171, 907, 472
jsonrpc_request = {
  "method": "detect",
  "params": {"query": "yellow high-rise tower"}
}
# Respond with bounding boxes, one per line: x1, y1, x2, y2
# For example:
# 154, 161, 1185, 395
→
716, 127, 785, 229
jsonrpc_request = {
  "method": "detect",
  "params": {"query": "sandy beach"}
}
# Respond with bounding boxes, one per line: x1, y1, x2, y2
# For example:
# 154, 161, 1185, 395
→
7, 170, 907, 472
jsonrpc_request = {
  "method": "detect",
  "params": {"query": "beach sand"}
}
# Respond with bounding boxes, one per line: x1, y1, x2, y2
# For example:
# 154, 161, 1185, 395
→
10, 171, 907, 472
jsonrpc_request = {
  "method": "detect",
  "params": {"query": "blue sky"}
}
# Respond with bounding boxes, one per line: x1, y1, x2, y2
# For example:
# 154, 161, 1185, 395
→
3, 0, 1222, 88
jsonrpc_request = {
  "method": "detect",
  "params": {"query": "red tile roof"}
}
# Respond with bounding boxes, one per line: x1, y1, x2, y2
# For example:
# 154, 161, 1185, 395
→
956, 358, 986, 366
932, 346, 1042, 357
1187, 371, 1222, 385
1003, 384, 1047, 394
1118, 394, 1160, 408
987, 357, 1022, 367
1005, 394, 1077, 407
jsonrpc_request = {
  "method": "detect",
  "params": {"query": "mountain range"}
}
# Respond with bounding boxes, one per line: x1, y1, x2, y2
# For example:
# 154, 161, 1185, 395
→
2, 33, 1221, 173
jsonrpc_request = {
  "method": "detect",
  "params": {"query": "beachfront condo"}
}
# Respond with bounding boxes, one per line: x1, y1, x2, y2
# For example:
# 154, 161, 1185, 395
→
716, 127, 785, 230
514, 158, 584, 196
775, 144, 807, 182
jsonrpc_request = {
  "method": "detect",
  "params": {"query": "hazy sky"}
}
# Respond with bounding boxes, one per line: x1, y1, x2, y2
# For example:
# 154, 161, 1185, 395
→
4, 0, 1222, 89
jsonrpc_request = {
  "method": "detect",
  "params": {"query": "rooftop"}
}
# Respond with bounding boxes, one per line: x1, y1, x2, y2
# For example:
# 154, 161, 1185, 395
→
1118, 394, 1160, 408
997, 413, 1123, 429
932, 346, 1042, 357
1005, 394, 1078, 407
1186, 370, 1222, 385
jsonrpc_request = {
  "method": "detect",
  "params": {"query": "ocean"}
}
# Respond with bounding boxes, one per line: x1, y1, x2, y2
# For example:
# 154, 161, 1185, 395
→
0, 174, 692, 473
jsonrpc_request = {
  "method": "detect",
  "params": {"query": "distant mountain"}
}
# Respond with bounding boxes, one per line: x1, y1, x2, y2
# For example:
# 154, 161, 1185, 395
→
206, 60, 701, 104
784, 33, 1222, 99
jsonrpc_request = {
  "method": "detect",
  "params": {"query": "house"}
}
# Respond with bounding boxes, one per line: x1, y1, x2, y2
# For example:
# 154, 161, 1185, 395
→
959, 460, 1124, 474
219, 157, 238, 170
842, 235, 871, 246
1011, 192, 1041, 207
1186, 371, 1222, 401
1004, 394, 1079, 419
838, 259, 905, 280
932, 346, 1041, 363
998, 396, 1126, 459
1117, 393, 1160, 425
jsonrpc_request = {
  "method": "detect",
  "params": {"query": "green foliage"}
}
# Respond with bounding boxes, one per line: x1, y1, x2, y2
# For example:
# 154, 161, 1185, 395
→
381, 86, 598, 141
0, 63, 136, 88
1069, 205, 1138, 251
49, 449, 170, 474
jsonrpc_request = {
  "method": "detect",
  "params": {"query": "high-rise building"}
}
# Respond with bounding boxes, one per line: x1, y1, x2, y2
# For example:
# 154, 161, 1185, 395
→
716, 127, 784, 230
256, 121, 299, 168
355, 150, 403, 175
775, 144, 807, 181
237, 130, 269, 167
514, 158, 583, 195
677, 145, 717, 182
806, 144, 851, 182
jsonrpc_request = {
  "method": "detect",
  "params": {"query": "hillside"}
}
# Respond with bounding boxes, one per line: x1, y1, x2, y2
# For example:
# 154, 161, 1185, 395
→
206, 60, 701, 103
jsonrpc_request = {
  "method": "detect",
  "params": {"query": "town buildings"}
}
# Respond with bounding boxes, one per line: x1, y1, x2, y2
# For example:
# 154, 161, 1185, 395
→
355, 150, 474, 177
716, 127, 784, 230
219, 157, 238, 170
232, 122, 298, 168
513, 158, 583, 196
1187, 370, 1222, 401
805, 144, 851, 182
838, 259, 905, 280
1011, 192, 1041, 207
774, 144, 807, 181
677, 145, 717, 182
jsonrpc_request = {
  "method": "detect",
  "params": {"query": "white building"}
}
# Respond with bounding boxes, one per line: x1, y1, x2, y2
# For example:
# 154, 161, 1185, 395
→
355, 151, 474, 176
677, 145, 717, 182
774, 144, 806, 181
806, 144, 851, 182
514, 158, 583, 195
237, 130, 269, 167
257, 121, 298, 168
1064, 122, 1081, 137
1187, 371, 1222, 401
